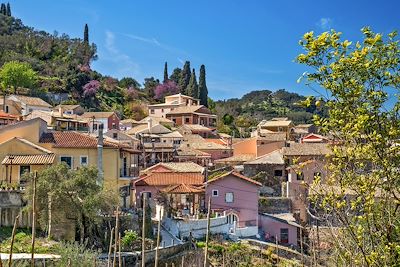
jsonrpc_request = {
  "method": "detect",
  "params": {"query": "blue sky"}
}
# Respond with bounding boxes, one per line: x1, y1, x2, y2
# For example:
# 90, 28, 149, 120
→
8, 0, 400, 100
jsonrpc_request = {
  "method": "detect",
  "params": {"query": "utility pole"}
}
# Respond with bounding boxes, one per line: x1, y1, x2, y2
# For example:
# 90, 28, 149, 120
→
31, 171, 37, 267
203, 197, 211, 267
141, 194, 147, 267
107, 228, 114, 267
155, 208, 162, 267
300, 227, 304, 267
113, 206, 119, 267
8, 215, 20, 267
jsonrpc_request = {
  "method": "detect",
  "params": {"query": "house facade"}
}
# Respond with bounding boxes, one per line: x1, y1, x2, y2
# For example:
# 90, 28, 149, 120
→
81, 111, 120, 133
166, 105, 217, 127
148, 93, 200, 118
206, 171, 261, 236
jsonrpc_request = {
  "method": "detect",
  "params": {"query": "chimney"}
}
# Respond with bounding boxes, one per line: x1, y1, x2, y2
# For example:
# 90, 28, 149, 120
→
97, 123, 104, 186
148, 117, 153, 132
59, 106, 63, 118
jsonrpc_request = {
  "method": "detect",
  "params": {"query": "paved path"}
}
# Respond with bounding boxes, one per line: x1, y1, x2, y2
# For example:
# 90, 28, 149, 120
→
0, 253, 61, 260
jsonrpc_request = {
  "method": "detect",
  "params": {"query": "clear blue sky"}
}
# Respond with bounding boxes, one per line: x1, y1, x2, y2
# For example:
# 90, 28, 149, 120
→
8, 0, 400, 100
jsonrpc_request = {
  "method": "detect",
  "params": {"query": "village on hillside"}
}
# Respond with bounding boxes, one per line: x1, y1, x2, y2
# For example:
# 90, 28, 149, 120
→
1, 1, 399, 267
0, 91, 332, 265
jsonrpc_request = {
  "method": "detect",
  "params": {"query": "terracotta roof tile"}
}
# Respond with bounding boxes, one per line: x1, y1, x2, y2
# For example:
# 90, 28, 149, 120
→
208, 171, 262, 186
135, 172, 204, 186
81, 112, 118, 119
282, 143, 331, 156
2, 154, 55, 165
11, 95, 52, 108
39, 131, 119, 148
161, 183, 204, 194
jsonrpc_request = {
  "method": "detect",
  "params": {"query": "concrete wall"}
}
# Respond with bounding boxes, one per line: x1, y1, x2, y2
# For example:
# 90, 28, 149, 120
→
163, 216, 230, 239
206, 174, 259, 228
0, 190, 32, 228
259, 214, 298, 246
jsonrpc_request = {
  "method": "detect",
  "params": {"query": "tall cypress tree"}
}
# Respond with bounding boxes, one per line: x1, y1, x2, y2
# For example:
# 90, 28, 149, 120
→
0, 4, 5, 15
186, 68, 198, 98
6, 2, 10, 16
178, 61, 191, 94
169, 67, 182, 85
163, 62, 168, 83
84, 24, 89, 44
198, 64, 208, 107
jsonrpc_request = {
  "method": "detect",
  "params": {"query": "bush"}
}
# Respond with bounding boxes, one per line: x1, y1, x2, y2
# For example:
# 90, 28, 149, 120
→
121, 230, 138, 250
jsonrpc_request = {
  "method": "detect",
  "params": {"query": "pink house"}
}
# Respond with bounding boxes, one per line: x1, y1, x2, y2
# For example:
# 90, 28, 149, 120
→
206, 171, 261, 233
259, 213, 301, 247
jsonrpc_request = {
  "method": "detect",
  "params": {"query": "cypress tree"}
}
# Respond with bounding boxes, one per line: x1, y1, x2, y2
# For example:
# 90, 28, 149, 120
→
186, 68, 198, 98
198, 64, 208, 107
163, 62, 168, 83
178, 61, 191, 94
6, 2, 10, 16
169, 67, 182, 85
0, 4, 5, 15
84, 24, 89, 44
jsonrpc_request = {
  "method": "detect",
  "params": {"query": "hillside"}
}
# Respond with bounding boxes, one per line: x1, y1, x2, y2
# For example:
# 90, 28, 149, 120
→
213, 89, 326, 136
0, 7, 323, 128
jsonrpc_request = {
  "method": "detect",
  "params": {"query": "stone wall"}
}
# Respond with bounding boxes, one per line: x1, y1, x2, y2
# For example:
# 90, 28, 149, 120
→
0, 190, 32, 228
259, 197, 291, 214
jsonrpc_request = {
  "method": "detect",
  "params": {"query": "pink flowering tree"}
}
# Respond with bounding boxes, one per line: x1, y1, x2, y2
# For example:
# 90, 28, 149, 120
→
154, 80, 179, 100
83, 80, 101, 97
126, 86, 139, 100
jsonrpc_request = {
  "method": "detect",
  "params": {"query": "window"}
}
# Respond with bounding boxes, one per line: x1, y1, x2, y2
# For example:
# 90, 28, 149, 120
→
212, 190, 219, 197
113, 133, 118, 139
80, 156, 88, 166
5, 106, 9, 113
93, 124, 98, 130
280, 228, 289, 244
225, 192, 234, 203
112, 123, 117, 129
274, 170, 283, 177
185, 118, 190, 123
314, 172, 322, 180
161, 109, 164, 112
29, 108, 33, 113
278, 127, 283, 132
150, 109, 155, 114
20, 165, 31, 177
296, 172, 304, 180
60, 156, 73, 168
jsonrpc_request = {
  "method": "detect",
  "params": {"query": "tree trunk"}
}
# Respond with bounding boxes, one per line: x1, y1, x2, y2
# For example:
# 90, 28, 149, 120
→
48, 194, 52, 239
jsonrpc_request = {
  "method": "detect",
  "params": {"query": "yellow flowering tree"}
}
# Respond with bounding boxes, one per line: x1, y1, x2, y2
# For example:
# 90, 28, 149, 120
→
296, 28, 400, 266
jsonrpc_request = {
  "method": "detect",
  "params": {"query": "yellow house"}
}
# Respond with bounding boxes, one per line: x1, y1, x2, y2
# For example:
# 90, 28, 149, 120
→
0, 118, 140, 206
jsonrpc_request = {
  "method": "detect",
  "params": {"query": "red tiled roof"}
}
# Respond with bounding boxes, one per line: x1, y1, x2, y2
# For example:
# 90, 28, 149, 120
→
39, 131, 119, 148
2, 154, 55, 165
135, 172, 204, 186
0, 110, 18, 119
204, 138, 228, 146
208, 171, 262, 186
161, 183, 204, 194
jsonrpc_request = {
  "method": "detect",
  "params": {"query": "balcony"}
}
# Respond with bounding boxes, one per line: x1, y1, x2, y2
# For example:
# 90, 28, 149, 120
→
119, 167, 138, 178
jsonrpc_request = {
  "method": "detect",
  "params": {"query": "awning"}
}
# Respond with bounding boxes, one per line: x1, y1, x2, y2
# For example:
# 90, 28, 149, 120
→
2, 154, 55, 165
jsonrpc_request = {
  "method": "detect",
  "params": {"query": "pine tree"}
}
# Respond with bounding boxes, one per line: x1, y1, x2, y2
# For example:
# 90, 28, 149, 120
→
198, 64, 208, 107
178, 61, 191, 94
6, 2, 10, 16
0, 4, 5, 15
186, 68, 198, 98
163, 62, 168, 83
84, 24, 89, 44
